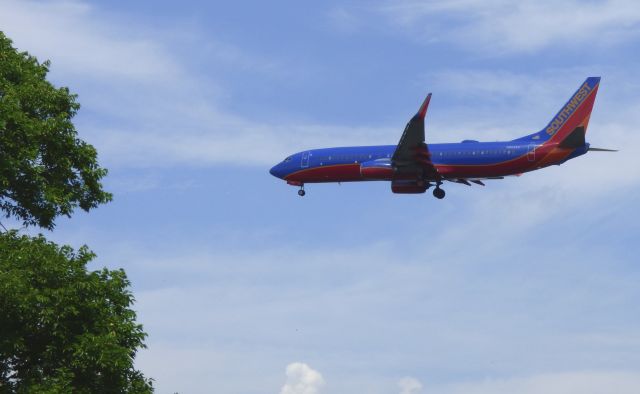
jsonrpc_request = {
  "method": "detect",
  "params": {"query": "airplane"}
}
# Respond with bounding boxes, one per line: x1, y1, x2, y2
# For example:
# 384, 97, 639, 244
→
269, 77, 615, 198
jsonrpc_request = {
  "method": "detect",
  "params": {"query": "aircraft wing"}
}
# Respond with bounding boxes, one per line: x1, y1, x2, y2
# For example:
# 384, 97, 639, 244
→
391, 93, 440, 179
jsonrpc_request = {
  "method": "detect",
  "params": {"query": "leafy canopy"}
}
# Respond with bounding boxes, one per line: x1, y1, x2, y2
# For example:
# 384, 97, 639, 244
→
0, 31, 112, 229
0, 231, 152, 393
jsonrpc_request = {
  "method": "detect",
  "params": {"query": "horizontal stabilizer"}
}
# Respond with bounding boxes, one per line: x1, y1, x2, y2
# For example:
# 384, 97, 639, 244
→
588, 147, 618, 152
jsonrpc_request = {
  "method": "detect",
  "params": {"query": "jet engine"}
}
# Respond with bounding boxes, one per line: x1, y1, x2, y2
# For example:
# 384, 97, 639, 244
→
391, 179, 429, 194
359, 159, 394, 180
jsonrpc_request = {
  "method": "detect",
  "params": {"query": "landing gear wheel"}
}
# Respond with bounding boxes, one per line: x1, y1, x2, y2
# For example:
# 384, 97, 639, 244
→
298, 189, 306, 197
433, 187, 445, 199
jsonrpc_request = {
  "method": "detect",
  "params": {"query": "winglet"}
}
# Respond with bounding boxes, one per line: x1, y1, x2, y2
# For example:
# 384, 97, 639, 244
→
417, 93, 432, 119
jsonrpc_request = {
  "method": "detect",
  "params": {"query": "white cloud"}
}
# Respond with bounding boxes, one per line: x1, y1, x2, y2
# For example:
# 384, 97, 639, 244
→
91, 122, 394, 168
377, 0, 640, 54
107, 197, 640, 392
0, 0, 179, 81
3, 2, 638, 170
399, 376, 423, 394
65, 170, 640, 394
280, 363, 325, 394
4, 2, 639, 394
420, 70, 583, 140
0, 0, 398, 168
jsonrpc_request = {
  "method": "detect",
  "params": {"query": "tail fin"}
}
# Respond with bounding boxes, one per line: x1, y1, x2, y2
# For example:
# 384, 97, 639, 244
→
514, 77, 600, 144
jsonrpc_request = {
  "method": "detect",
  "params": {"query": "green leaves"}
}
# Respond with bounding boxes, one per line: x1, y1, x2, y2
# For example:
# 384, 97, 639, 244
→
0, 31, 112, 229
0, 31, 151, 393
0, 231, 153, 393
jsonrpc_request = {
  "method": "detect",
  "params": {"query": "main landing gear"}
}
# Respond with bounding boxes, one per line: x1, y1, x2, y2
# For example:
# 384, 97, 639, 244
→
432, 182, 445, 199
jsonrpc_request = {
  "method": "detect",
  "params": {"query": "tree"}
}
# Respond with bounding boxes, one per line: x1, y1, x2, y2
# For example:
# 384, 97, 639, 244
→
0, 231, 153, 393
0, 31, 112, 230
0, 32, 152, 392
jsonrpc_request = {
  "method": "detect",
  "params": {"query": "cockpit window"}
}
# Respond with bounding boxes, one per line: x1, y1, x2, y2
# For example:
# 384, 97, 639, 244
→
284, 156, 292, 162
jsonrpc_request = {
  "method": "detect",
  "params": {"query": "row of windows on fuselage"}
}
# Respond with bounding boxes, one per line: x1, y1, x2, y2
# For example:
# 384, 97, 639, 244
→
315, 149, 520, 162
316, 153, 390, 162
437, 148, 521, 157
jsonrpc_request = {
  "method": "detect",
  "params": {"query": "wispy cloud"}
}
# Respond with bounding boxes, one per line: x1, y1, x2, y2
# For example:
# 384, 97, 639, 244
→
0, 0, 179, 81
377, 0, 640, 54
3, 1, 638, 171
435, 371, 640, 394
6, 3, 639, 394
327, 6, 364, 34
111, 192, 640, 393
110, 220, 640, 393
1, 0, 395, 169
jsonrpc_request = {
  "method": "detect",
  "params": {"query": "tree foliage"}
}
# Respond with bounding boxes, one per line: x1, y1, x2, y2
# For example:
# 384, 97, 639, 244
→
0, 231, 152, 393
0, 31, 111, 230
0, 31, 152, 393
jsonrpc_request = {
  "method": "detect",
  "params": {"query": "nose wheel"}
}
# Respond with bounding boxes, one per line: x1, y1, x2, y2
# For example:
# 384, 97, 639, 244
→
298, 186, 306, 197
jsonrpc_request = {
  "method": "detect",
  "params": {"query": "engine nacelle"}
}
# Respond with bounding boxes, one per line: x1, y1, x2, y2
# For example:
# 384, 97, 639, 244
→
391, 179, 428, 194
360, 159, 394, 180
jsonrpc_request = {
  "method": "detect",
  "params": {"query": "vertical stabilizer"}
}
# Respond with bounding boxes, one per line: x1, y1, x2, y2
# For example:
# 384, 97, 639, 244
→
514, 77, 600, 144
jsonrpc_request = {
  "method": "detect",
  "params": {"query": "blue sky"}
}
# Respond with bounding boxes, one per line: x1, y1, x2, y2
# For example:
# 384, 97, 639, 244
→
2, 1, 640, 393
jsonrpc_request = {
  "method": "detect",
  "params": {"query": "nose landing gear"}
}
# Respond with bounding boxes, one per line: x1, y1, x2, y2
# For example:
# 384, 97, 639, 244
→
297, 185, 306, 196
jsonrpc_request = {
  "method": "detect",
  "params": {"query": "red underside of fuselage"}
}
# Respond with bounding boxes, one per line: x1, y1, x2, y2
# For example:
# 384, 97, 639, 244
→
286, 164, 363, 183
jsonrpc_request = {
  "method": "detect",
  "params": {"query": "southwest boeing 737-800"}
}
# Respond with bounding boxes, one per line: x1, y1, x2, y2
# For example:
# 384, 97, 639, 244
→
269, 77, 614, 198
